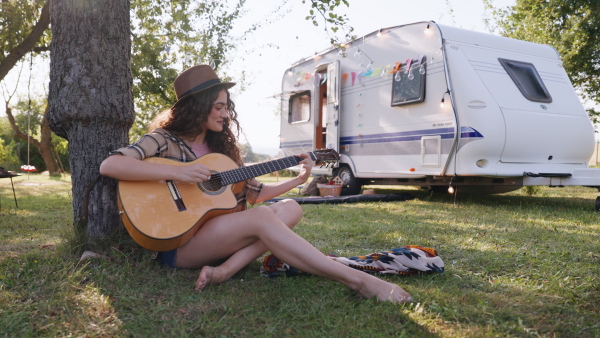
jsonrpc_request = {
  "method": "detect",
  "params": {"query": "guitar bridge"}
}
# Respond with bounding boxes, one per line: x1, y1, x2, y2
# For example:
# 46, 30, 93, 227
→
166, 180, 187, 212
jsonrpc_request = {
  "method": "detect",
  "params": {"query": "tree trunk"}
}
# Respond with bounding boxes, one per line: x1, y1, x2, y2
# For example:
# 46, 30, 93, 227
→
40, 106, 61, 174
48, 0, 134, 238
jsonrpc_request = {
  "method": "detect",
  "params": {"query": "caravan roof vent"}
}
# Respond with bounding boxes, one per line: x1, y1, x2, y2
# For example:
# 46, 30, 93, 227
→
498, 58, 552, 103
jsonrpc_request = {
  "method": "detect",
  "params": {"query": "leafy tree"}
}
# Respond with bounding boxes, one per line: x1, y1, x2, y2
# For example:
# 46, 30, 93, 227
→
4, 99, 62, 174
129, 0, 248, 140
303, 0, 353, 46
0, 119, 20, 170
240, 142, 270, 163
488, 0, 600, 123
1, 1, 249, 174
0, 0, 50, 81
0, 0, 58, 173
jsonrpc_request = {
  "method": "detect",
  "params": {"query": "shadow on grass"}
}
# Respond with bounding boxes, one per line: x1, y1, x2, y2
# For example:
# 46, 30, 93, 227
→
84, 254, 439, 337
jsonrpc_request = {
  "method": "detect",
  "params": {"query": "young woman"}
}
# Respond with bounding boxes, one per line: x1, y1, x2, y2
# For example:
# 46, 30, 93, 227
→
99, 65, 412, 303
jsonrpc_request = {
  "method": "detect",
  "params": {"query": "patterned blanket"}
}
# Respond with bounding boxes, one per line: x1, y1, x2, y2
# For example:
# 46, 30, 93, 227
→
261, 246, 444, 278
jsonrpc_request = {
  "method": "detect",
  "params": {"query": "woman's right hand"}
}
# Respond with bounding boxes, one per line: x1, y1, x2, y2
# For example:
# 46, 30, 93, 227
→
176, 162, 212, 183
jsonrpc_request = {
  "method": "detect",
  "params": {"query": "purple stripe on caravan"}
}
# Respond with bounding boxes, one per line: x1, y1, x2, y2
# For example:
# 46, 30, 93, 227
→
279, 127, 483, 149
340, 127, 455, 142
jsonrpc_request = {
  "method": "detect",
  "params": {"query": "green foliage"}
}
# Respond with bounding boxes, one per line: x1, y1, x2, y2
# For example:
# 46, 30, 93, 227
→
0, 137, 19, 170
0, 0, 50, 63
12, 98, 44, 137
302, 0, 354, 46
129, 0, 248, 141
489, 0, 600, 123
1, 97, 69, 172
2, 1, 252, 144
523, 185, 541, 196
0, 119, 17, 169
51, 133, 69, 172
239, 142, 270, 163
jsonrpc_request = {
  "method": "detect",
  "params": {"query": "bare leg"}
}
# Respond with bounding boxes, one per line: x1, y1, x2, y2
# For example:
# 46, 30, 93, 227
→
178, 203, 412, 303
181, 199, 302, 290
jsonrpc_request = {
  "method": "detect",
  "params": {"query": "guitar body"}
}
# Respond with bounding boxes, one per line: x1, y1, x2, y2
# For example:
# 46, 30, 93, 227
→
118, 154, 243, 252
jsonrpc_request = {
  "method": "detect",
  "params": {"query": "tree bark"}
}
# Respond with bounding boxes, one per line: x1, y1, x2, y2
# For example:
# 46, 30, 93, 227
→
4, 103, 61, 174
39, 105, 61, 174
48, 0, 134, 238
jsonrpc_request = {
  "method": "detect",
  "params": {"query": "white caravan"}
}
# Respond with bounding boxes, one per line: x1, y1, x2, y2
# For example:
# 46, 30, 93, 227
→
277, 21, 600, 206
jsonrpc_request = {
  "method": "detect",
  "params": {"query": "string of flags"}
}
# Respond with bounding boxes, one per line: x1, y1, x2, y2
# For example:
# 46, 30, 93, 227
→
289, 48, 441, 87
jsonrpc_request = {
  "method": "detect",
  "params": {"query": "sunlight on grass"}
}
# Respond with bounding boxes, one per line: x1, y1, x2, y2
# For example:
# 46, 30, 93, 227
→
1, 174, 599, 336
73, 284, 123, 334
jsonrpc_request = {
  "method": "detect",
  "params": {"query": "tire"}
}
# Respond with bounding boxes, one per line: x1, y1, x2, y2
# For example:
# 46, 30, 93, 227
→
335, 165, 362, 195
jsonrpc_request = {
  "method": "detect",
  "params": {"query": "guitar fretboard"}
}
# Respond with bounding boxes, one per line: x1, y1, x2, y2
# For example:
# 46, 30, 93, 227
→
218, 155, 304, 186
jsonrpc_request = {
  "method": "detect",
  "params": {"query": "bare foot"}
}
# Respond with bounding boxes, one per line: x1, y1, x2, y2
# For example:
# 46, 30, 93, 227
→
356, 277, 413, 303
194, 266, 231, 291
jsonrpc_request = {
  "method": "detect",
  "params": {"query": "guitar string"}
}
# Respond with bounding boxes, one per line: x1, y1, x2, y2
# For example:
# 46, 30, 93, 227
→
164, 156, 303, 191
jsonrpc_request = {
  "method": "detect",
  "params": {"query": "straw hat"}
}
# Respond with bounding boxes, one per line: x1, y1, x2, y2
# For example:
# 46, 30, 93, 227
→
172, 65, 235, 106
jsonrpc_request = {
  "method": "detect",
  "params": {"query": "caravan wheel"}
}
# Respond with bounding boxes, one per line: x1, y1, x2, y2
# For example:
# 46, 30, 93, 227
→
335, 165, 362, 195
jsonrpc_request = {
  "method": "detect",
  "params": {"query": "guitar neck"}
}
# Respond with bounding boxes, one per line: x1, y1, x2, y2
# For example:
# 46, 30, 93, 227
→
219, 155, 304, 185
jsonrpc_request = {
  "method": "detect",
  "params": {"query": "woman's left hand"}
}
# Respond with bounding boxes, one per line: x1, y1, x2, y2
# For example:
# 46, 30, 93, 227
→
297, 152, 315, 183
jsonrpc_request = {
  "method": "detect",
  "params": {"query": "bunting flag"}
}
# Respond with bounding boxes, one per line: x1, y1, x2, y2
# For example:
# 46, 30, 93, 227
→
381, 65, 390, 77
321, 73, 328, 85
351, 72, 356, 86
342, 73, 349, 86
405, 58, 413, 73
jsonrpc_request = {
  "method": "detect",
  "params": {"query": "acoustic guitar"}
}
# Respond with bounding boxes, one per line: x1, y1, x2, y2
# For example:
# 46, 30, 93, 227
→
117, 149, 340, 252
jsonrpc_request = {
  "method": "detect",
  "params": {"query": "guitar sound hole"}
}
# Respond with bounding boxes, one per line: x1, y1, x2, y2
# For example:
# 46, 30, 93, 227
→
201, 180, 222, 192
198, 171, 226, 195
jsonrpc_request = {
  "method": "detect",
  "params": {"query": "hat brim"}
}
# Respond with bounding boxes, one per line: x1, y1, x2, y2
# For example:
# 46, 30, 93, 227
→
172, 81, 235, 108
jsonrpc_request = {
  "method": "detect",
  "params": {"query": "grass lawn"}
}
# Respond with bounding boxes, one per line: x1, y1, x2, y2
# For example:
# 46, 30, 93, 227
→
1, 173, 599, 337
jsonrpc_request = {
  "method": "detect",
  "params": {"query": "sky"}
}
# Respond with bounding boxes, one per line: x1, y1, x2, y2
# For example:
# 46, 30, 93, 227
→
2, 0, 532, 156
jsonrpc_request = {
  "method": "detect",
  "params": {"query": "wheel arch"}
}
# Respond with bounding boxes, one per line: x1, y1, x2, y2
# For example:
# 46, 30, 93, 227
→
338, 154, 357, 175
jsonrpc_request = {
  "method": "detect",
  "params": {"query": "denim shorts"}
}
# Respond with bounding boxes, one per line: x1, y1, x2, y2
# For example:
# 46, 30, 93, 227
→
155, 249, 178, 268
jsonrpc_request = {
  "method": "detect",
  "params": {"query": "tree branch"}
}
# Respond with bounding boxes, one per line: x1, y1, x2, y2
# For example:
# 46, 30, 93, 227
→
0, 1, 50, 82
4, 102, 42, 149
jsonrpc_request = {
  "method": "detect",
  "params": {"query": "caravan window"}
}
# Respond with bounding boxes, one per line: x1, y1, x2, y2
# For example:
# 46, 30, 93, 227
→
391, 58, 426, 106
499, 58, 552, 103
289, 91, 311, 123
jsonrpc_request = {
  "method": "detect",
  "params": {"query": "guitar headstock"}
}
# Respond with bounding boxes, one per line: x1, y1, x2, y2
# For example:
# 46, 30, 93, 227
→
308, 149, 340, 166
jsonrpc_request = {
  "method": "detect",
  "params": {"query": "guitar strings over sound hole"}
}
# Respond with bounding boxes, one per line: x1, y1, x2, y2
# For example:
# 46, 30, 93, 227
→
198, 171, 225, 194
201, 179, 221, 192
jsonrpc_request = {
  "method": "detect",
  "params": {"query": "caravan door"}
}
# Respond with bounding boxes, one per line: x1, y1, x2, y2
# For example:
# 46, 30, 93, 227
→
325, 61, 341, 153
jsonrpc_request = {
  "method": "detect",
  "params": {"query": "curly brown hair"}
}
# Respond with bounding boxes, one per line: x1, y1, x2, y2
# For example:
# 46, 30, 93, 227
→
148, 85, 243, 165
